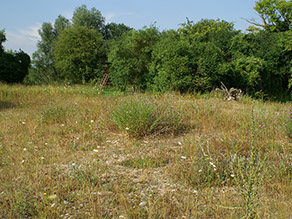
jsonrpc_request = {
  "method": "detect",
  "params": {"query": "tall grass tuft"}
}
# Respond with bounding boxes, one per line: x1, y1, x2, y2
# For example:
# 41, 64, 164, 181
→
111, 95, 186, 138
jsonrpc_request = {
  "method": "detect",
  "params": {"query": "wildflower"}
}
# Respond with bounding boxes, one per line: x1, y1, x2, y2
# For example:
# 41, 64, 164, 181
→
41, 156, 45, 160
178, 141, 182, 146
139, 201, 147, 206
181, 156, 187, 159
125, 127, 129, 130
198, 169, 202, 173
44, 193, 47, 196
21, 160, 25, 164
61, 124, 65, 127
23, 148, 27, 152
230, 174, 235, 178
93, 149, 99, 153
91, 120, 94, 123
51, 203, 56, 207
209, 162, 216, 168
22, 121, 26, 125
76, 137, 79, 140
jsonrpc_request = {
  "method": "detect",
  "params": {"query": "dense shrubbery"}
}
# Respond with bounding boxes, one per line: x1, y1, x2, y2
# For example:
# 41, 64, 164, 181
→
3, 2, 292, 99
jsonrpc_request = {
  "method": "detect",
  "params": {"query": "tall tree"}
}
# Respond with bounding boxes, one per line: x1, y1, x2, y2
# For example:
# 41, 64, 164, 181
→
54, 26, 106, 83
250, 0, 292, 32
30, 15, 70, 84
72, 5, 105, 31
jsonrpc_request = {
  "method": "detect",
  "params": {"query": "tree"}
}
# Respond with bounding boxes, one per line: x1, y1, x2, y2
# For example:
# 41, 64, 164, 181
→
72, 5, 105, 32
149, 19, 237, 93
54, 26, 106, 83
30, 15, 70, 84
103, 23, 132, 40
250, 0, 292, 32
0, 50, 31, 83
108, 26, 160, 91
0, 29, 6, 53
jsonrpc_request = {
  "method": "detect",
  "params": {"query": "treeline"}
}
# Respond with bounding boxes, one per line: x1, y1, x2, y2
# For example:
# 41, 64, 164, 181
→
0, 30, 31, 83
2, 1, 292, 100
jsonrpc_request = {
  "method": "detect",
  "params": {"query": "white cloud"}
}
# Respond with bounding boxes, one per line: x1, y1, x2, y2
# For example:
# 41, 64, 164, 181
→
3, 23, 41, 56
104, 12, 132, 24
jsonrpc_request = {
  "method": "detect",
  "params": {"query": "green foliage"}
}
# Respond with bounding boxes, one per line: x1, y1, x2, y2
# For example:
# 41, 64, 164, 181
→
150, 30, 195, 92
0, 29, 6, 53
54, 26, 106, 83
111, 95, 185, 138
150, 20, 237, 93
103, 22, 132, 40
108, 26, 160, 91
30, 16, 70, 84
72, 5, 105, 32
253, 0, 292, 32
0, 50, 31, 83
228, 31, 292, 96
0, 31, 31, 83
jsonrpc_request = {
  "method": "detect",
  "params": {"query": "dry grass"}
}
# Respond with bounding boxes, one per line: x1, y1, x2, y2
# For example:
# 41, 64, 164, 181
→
0, 84, 292, 218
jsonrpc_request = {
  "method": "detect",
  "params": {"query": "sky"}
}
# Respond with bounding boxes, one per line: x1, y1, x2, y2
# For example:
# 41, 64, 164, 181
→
0, 0, 259, 56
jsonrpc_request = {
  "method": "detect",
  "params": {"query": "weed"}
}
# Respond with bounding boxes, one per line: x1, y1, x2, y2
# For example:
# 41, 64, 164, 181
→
232, 110, 267, 218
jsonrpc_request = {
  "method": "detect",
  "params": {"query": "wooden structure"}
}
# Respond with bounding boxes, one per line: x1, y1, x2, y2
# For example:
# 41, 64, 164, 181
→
100, 62, 111, 89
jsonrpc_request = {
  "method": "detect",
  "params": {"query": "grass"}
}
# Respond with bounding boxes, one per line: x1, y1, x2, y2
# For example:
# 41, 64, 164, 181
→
0, 84, 292, 218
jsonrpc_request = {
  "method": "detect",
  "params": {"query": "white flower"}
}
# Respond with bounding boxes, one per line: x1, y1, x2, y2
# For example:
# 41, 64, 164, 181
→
91, 120, 94, 123
51, 203, 56, 208
198, 169, 202, 173
209, 162, 216, 168
139, 201, 147, 206
76, 137, 79, 140
61, 124, 65, 127
125, 127, 129, 130
22, 121, 26, 125
178, 141, 182, 145
93, 149, 99, 153
230, 174, 235, 178
41, 157, 45, 160
181, 156, 187, 159
23, 148, 27, 152
21, 160, 25, 164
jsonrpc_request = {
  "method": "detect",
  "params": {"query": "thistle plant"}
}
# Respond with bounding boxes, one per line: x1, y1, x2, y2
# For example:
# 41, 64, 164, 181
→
232, 109, 267, 219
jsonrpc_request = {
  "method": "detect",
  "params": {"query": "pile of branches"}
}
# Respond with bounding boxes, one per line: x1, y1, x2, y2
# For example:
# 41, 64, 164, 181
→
215, 82, 243, 101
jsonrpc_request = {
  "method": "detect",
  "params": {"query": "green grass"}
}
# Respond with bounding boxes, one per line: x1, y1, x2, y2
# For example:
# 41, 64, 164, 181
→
0, 84, 292, 218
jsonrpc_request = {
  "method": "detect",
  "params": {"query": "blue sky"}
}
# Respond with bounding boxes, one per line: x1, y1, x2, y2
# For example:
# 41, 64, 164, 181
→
1, 0, 259, 56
